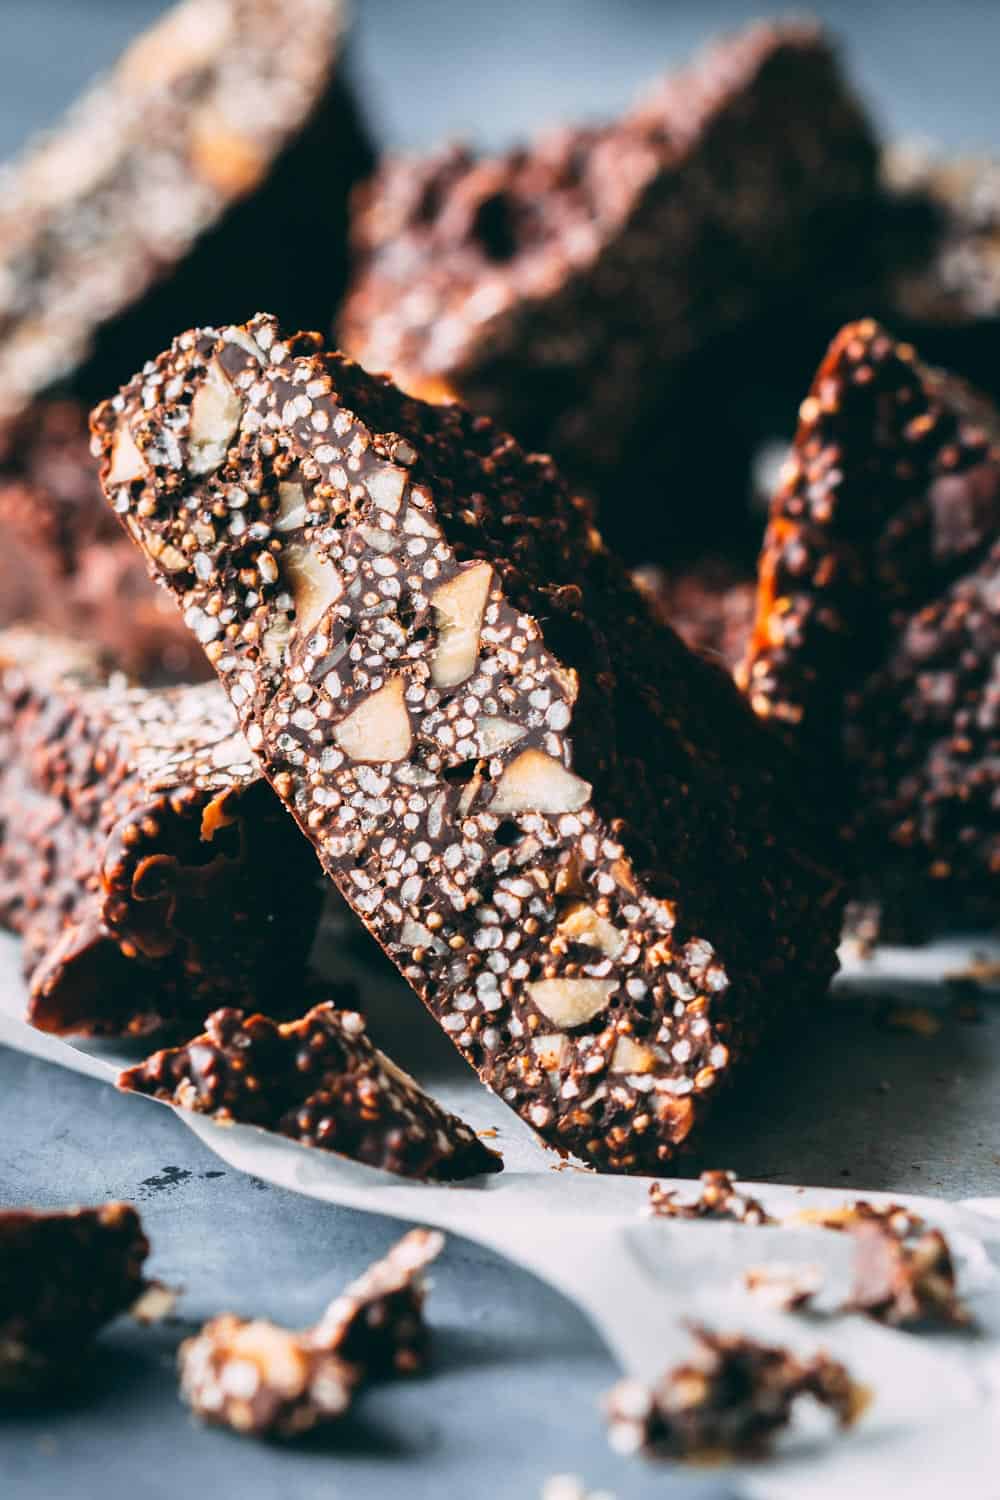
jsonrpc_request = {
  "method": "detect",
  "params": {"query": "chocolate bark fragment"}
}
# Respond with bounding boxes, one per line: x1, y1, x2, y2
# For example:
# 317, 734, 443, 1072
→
633, 564, 755, 671
0, 1203, 149, 1393
340, 21, 877, 536
0, 401, 207, 682
743, 1264, 823, 1312
179, 1229, 441, 1437
0, 0, 370, 423
119, 1003, 501, 1181
648, 1170, 772, 1225
0, 629, 320, 1035
92, 313, 844, 1174
845, 1217, 968, 1328
604, 1326, 867, 1461
740, 319, 999, 928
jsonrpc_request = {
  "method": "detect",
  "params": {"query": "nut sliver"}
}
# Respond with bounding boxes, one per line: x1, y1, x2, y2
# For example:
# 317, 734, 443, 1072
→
93, 315, 843, 1173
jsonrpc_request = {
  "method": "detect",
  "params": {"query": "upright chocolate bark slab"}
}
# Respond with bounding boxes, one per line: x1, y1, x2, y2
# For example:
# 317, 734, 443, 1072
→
0, 629, 321, 1035
0, 1203, 149, 1392
741, 320, 999, 926
340, 21, 877, 547
119, 1002, 502, 1181
0, 0, 370, 422
93, 315, 843, 1173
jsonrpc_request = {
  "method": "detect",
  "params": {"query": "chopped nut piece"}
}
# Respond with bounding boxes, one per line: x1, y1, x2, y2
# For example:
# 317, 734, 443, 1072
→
475, 715, 527, 755
648, 1171, 773, 1226
119, 1002, 502, 1181
531, 1033, 570, 1070
107, 422, 147, 486
333, 676, 412, 763
610, 1036, 654, 1074
527, 978, 615, 1029
430, 561, 492, 689
490, 749, 592, 816
0, 1203, 149, 1392
179, 1229, 442, 1438
279, 543, 343, 637
604, 1326, 868, 1461
557, 903, 626, 959
188, 359, 243, 475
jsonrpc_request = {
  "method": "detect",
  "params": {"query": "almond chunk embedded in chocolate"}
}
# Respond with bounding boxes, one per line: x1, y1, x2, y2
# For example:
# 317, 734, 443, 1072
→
92, 313, 844, 1174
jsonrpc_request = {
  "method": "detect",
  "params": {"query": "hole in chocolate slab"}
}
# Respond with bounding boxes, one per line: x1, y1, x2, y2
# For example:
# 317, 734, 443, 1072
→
493, 819, 521, 848
440, 758, 480, 786
471, 192, 518, 263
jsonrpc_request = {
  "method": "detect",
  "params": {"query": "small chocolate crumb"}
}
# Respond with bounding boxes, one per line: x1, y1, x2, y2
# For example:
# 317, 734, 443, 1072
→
648, 1171, 773, 1226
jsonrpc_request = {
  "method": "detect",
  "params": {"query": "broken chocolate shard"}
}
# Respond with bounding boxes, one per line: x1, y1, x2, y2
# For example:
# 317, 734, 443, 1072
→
648, 1170, 773, 1225
847, 1219, 968, 1328
118, 1003, 502, 1182
0, 0, 370, 422
0, 629, 321, 1035
93, 312, 844, 1174
0, 401, 208, 683
604, 1325, 867, 1461
179, 1229, 442, 1437
0, 1203, 149, 1393
340, 21, 877, 542
740, 319, 999, 931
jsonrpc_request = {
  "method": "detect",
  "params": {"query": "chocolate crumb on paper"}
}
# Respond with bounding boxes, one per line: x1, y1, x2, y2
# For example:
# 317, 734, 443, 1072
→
179, 1229, 441, 1438
0, 629, 321, 1036
0, 1203, 150, 1393
648, 1170, 773, 1225
119, 1003, 502, 1182
603, 1325, 868, 1462
743, 1263, 823, 1312
92, 312, 843, 1175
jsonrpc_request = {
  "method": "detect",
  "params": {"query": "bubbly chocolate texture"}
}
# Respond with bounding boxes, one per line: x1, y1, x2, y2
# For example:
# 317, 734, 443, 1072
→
179, 1229, 442, 1437
340, 21, 877, 545
0, 629, 321, 1035
740, 319, 999, 928
92, 312, 843, 1174
0, 402, 207, 681
119, 1002, 502, 1181
0, 1202, 149, 1393
0, 0, 370, 422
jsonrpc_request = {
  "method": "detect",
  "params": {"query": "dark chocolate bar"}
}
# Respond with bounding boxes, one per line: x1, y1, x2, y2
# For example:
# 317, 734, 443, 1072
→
0, 1203, 149, 1393
740, 319, 999, 930
0, 0, 370, 422
340, 22, 876, 545
0, 629, 321, 1035
119, 1003, 502, 1181
179, 1229, 441, 1437
0, 401, 208, 682
604, 1326, 867, 1461
92, 313, 844, 1173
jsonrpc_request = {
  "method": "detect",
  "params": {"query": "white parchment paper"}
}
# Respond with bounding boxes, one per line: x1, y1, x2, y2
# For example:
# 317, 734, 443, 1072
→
2, 921, 999, 1496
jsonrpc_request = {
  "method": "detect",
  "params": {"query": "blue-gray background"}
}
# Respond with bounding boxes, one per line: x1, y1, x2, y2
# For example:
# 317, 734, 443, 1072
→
1, 4, 998, 1498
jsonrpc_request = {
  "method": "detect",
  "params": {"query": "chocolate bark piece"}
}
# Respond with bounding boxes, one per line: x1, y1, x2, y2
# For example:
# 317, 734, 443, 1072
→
633, 564, 755, 672
118, 1003, 501, 1181
847, 1220, 968, 1328
340, 21, 877, 532
604, 1326, 867, 1461
0, 0, 370, 423
314, 1228, 444, 1374
178, 1229, 442, 1437
0, 629, 321, 1035
0, 1203, 149, 1393
92, 313, 844, 1174
0, 401, 208, 682
740, 320, 1000, 927
647, 1170, 772, 1225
